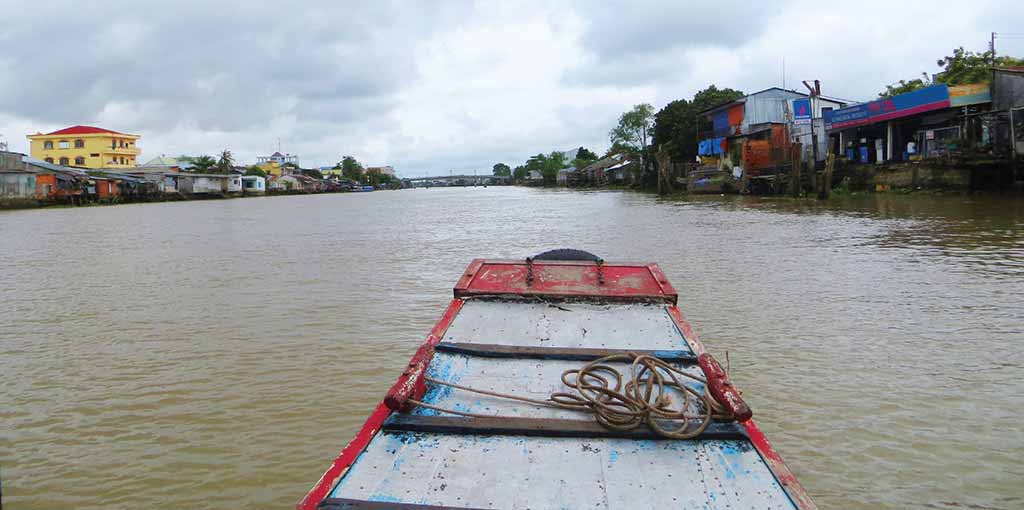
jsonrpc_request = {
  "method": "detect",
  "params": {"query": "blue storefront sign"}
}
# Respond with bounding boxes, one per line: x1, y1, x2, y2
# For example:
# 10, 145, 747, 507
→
792, 98, 811, 125
824, 85, 952, 131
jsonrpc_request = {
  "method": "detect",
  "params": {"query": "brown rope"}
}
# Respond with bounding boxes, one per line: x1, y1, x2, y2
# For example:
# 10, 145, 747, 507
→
409, 352, 730, 439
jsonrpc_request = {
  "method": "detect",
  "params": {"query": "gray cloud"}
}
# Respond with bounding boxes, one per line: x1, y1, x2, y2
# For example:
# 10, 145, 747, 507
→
1, 0, 1022, 175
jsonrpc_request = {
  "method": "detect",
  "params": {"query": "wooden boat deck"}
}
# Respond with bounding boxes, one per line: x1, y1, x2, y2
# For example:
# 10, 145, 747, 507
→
300, 259, 815, 510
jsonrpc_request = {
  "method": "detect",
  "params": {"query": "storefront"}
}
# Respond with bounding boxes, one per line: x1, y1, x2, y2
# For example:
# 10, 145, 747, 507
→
825, 84, 991, 164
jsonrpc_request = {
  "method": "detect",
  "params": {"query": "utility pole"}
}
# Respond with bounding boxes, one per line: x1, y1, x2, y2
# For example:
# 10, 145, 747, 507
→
991, 32, 997, 65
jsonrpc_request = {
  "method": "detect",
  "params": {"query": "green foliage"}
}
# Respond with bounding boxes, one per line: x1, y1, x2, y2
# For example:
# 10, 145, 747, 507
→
214, 149, 234, 174
283, 162, 299, 169
576, 147, 598, 161
245, 165, 267, 177
305, 169, 324, 179
363, 168, 394, 187
609, 103, 654, 159
880, 46, 1024, 97
339, 155, 364, 181
879, 74, 931, 98
652, 85, 744, 164
571, 146, 598, 170
492, 163, 511, 176
512, 165, 527, 181
191, 155, 216, 173
935, 47, 1023, 85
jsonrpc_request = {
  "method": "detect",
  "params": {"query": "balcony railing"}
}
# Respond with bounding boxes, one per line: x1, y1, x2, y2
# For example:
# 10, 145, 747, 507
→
105, 146, 141, 155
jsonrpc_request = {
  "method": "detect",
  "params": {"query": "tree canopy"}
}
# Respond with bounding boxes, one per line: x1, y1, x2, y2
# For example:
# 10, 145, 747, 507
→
338, 155, 364, 181
492, 163, 511, 176
245, 165, 266, 177
214, 149, 234, 174
880, 46, 1024, 97
191, 155, 216, 173
571, 146, 598, 170
651, 85, 744, 164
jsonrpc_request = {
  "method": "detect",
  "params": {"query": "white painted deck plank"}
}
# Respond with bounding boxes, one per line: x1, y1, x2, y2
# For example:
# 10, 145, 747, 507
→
415, 352, 709, 419
443, 300, 688, 352
330, 431, 796, 509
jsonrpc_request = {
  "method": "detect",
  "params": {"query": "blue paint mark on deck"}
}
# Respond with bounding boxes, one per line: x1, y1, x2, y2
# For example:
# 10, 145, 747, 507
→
367, 494, 403, 503
608, 449, 620, 465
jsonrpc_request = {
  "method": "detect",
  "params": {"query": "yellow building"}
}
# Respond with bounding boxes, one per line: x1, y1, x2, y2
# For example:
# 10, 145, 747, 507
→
27, 125, 141, 169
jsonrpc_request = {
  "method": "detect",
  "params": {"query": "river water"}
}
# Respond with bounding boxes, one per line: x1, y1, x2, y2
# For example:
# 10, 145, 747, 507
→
1, 187, 1022, 509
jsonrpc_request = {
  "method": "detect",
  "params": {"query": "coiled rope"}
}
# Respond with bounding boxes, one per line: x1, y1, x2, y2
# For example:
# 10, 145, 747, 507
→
408, 352, 731, 439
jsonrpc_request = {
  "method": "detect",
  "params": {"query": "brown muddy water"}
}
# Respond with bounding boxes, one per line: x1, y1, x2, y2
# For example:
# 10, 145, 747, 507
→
1, 187, 1022, 509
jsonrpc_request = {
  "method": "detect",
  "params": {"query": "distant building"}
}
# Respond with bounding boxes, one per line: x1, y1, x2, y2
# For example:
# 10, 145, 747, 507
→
365, 166, 395, 176
241, 175, 266, 195
27, 125, 141, 169
256, 151, 299, 176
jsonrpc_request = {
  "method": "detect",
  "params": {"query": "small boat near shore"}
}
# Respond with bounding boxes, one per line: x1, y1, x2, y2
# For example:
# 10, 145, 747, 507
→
299, 253, 815, 509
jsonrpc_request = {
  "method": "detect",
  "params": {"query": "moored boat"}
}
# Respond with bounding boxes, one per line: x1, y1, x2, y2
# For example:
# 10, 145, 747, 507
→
299, 254, 816, 509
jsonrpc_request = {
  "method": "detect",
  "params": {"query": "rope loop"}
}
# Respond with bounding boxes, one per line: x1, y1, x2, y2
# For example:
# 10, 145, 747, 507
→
415, 352, 732, 439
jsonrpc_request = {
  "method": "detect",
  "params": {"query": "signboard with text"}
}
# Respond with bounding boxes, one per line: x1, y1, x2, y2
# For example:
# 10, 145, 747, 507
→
792, 98, 811, 125
824, 85, 951, 131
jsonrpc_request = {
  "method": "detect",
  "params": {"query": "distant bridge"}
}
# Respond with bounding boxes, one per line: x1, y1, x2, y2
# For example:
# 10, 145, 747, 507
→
404, 174, 512, 187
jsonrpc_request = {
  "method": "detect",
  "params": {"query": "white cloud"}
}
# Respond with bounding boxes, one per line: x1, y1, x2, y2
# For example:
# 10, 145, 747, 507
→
0, 0, 1020, 175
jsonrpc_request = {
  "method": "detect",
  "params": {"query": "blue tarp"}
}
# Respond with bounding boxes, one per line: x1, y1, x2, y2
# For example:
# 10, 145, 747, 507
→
698, 138, 724, 156
712, 111, 730, 137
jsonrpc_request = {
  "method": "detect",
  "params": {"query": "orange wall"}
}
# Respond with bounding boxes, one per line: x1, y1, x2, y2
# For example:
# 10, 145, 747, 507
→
35, 174, 57, 197
95, 180, 120, 198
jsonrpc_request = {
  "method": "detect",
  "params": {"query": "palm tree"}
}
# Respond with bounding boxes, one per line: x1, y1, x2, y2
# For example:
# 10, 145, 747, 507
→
192, 155, 216, 173
215, 150, 234, 174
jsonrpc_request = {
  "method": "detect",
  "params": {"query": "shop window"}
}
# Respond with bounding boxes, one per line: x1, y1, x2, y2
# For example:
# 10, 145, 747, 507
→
74, 156, 85, 165
45, 157, 54, 163
59, 157, 69, 165
74, 139, 85, 148
43, 141, 53, 149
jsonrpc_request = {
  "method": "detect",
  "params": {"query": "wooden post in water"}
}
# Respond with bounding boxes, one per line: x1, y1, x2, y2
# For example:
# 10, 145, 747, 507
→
790, 143, 802, 197
656, 145, 672, 196
818, 153, 835, 200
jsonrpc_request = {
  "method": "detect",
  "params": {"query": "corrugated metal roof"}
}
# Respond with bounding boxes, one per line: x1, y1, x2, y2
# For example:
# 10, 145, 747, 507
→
21, 155, 88, 176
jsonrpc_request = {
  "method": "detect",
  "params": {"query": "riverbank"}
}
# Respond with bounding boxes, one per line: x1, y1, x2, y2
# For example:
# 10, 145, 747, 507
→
0, 187, 388, 211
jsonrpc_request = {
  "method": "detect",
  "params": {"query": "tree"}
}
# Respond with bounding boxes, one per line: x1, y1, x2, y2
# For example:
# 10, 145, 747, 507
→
512, 165, 527, 182
215, 149, 234, 174
879, 74, 931, 98
571, 146, 598, 170
610, 104, 655, 185
525, 151, 566, 185
364, 167, 382, 186
492, 163, 511, 176
935, 47, 1024, 85
576, 147, 598, 161
245, 165, 267, 177
652, 85, 744, 164
305, 168, 324, 179
191, 155, 216, 173
880, 46, 1024, 97
340, 155, 363, 181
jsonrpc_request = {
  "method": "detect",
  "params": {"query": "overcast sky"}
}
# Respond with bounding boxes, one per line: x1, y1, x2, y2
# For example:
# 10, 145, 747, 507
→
2, 0, 1022, 176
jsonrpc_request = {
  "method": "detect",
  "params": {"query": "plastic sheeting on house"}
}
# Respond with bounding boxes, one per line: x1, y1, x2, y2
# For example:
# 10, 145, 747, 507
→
698, 137, 725, 155
712, 111, 730, 137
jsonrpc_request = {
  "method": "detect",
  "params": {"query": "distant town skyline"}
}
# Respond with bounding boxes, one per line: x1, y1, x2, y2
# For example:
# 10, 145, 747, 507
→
1, 0, 1022, 177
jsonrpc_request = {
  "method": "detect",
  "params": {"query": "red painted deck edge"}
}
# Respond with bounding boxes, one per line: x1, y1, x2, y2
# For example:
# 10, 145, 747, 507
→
454, 259, 677, 303
743, 420, 818, 510
296, 299, 465, 510
668, 305, 816, 510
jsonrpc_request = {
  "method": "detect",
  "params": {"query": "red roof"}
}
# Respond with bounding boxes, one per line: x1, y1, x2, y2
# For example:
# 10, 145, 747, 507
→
44, 125, 123, 136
